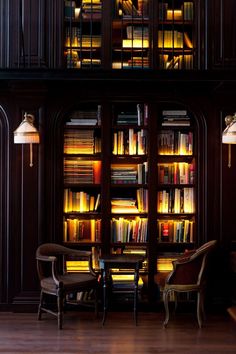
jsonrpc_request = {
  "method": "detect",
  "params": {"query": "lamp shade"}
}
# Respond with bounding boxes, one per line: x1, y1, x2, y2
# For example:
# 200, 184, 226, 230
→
14, 113, 40, 144
222, 114, 236, 144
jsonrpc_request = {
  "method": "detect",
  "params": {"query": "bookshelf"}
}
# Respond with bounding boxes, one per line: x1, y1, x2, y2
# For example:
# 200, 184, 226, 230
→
64, 0, 102, 68
110, 103, 149, 278
62, 101, 198, 302
63, 103, 102, 270
157, 1, 194, 69
156, 108, 196, 289
63, 0, 196, 70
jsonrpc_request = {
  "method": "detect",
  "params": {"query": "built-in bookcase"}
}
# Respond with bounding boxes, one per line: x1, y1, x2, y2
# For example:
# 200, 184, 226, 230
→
156, 107, 196, 287
64, 0, 102, 68
157, 0, 195, 69
63, 0, 196, 70
63, 103, 102, 270
62, 101, 198, 297
110, 103, 149, 274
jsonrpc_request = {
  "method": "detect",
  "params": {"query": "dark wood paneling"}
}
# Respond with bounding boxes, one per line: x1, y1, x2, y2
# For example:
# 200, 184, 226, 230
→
10, 102, 45, 305
0, 107, 9, 304
209, 0, 236, 68
0, 72, 236, 309
9, 0, 64, 68
46, 0, 64, 68
0, 1, 9, 67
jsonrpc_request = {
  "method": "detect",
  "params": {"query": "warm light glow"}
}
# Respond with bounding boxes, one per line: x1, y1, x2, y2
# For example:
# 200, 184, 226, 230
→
14, 113, 40, 144
166, 10, 183, 21
111, 274, 144, 287
74, 7, 81, 19
66, 260, 89, 272
157, 259, 175, 272
222, 119, 236, 144
14, 113, 40, 167
122, 39, 149, 48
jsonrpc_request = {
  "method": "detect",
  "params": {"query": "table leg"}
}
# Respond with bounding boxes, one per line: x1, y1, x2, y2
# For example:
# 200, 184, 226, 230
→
102, 268, 108, 326
134, 267, 139, 325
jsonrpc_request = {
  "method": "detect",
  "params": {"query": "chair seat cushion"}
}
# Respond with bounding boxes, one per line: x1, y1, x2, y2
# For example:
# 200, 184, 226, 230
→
41, 273, 97, 292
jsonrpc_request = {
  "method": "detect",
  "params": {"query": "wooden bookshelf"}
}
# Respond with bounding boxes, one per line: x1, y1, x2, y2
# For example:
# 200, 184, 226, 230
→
156, 108, 196, 283
63, 103, 102, 271
63, 0, 196, 70
64, 0, 103, 68
62, 100, 198, 301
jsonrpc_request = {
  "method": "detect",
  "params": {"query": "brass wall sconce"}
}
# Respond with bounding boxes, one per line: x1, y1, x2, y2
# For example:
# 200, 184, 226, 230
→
222, 113, 236, 168
14, 112, 40, 167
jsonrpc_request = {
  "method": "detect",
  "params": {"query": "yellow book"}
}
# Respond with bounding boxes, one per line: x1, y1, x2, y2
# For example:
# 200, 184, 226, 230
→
184, 32, 193, 48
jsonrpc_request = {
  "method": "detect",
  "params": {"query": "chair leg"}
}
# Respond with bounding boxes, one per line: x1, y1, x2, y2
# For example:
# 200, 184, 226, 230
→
200, 291, 206, 321
57, 290, 64, 330
38, 290, 44, 321
174, 291, 178, 314
197, 291, 203, 328
163, 290, 170, 327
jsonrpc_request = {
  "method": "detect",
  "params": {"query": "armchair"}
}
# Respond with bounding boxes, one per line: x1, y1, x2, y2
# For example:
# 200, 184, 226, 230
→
36, 243, 99, 329
163, 240, 217, 328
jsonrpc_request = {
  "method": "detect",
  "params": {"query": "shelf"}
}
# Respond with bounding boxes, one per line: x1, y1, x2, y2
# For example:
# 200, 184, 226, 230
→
63, 0, 196, 70
112, 18, 149, 29
64, 212, 101, 217
62, 99, 198, 299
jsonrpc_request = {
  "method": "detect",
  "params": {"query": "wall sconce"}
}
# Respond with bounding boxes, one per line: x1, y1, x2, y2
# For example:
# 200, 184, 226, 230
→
14, 112, 40, 167
222, 113, 236, 168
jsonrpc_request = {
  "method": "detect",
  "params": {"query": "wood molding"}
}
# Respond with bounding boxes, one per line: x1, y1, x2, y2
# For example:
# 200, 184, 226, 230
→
210, 0, 236, 68
0, 106, 10, 303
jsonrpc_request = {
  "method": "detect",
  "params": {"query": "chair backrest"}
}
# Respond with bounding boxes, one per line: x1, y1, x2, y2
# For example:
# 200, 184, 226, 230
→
193, 240, 217, 285
36, 243, 67, 280
168, 240, 217, 286
36, 243, 95, 280
36, 243, 73, 258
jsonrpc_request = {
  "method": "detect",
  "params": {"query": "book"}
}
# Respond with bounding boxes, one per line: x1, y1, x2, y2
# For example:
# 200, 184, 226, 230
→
182, 2, 194, 21
94, 193, 101, 211
184, 32, 193, 49
65, 0, 76, 19
162, 121, 190, 126
120, 0, 139, 17
166, 9, 182, 21
137, 0, 148, 17
162, 110, 188, 116
158, 2, 168, 20
166, 56, 180, 70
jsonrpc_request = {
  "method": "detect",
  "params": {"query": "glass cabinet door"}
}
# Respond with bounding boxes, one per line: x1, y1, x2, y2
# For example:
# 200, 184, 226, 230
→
64, 0, 102, 68
63, 0, 196, 70
157, 1, 194, 69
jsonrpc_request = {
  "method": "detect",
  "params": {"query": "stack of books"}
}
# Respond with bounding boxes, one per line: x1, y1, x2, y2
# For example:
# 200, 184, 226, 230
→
161, 110, 190, 127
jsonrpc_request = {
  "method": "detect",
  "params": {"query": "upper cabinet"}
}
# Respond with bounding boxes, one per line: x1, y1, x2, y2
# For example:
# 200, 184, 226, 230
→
1, 0, 235, 70
63, 0, 197, 70
64, 0, 103, 68
208, 0, 236, 69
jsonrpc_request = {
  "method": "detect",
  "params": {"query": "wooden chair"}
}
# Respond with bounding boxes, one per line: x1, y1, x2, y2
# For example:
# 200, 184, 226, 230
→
36, 243, 99, 329
163, 240, 217, 328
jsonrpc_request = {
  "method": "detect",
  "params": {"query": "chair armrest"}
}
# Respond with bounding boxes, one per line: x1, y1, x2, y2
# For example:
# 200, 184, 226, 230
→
36, 255, 57, 262
36, 255, 61, 286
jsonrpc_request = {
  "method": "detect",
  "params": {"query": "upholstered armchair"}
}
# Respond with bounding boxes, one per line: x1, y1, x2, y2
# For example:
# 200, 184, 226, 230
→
36, 243, 99, 329
163, 240, 217, 328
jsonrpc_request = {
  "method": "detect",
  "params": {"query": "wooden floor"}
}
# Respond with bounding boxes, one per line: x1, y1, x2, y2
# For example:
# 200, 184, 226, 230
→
0, 310, 236, 353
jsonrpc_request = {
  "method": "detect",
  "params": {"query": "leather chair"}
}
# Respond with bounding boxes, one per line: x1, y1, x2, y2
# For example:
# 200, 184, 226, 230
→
163, 240, 217, 328
36, 243, 99, 329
